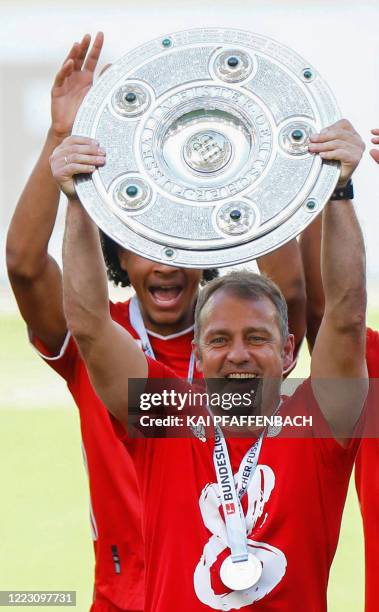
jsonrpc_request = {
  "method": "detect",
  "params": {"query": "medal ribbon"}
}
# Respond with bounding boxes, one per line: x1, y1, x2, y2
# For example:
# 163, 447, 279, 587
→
212, 399, 281, 566
213, 426, 264, 563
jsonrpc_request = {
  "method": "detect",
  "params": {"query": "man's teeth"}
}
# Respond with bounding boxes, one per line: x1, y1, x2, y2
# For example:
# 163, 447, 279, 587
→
227, 373, 258, 379
152, 286, 180, 291
150, 286, 182, 301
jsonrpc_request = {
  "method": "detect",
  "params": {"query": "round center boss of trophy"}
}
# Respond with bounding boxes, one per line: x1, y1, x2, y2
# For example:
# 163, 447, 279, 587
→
183, 130, 232, 173
73, 28, 341, 268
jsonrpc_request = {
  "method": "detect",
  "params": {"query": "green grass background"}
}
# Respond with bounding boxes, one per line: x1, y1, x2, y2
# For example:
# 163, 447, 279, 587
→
1, 312, 379, 611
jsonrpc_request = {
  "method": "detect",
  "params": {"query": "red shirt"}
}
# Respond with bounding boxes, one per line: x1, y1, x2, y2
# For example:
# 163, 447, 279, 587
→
355, 327, 379, 612
31, 299, 200, 612
119, 358, 358, 612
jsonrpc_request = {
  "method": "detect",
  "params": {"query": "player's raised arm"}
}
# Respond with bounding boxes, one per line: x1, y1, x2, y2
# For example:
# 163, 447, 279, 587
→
308, 119, 368, 436
55, 146, 147, 425
298, 215, 324, 352
6, 33, 104, 355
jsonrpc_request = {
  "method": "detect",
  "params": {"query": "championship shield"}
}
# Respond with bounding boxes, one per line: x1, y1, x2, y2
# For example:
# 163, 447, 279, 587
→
73, 28, 340, 268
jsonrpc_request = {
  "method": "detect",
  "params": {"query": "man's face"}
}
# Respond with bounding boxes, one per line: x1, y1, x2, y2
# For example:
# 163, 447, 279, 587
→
118, 250, 203, 335
194, 290, 294, 381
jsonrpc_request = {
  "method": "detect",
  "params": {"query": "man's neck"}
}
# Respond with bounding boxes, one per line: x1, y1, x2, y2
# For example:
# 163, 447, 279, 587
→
140, 307, 195, 338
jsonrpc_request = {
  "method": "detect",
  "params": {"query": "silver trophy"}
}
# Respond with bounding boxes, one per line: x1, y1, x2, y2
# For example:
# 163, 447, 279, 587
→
73, 29, 340, 268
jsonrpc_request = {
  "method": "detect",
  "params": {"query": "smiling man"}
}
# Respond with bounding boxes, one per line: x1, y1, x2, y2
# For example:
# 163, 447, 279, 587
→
191, 273, 294, 426
57, 118, 368, 611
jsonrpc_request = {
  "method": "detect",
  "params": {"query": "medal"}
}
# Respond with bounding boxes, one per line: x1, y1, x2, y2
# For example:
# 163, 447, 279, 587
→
220, 553, 262, 591
212, 428, 267, 591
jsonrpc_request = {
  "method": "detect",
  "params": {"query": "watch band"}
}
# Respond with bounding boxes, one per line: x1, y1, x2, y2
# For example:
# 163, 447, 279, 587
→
330, 179, 354, 201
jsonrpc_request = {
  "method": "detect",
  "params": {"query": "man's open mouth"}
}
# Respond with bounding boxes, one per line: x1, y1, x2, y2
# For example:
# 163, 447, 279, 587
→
148, 285, 184, 306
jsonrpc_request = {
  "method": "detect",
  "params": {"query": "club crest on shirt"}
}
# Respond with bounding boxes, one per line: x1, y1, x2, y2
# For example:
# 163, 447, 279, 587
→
194, 465, 287, 610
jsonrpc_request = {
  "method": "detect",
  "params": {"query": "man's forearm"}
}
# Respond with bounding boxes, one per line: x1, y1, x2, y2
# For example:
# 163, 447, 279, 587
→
63, 198, 110, 342
308, 120, 367, 433
321, 200, 366, 326
62, 197, 147, 425
6, 129, 63, 277
311, 198, 367, 435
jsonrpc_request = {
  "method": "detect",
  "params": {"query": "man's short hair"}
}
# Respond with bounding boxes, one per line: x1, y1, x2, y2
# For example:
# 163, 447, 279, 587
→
100, 231, 219, 287
194, 270, 289, 344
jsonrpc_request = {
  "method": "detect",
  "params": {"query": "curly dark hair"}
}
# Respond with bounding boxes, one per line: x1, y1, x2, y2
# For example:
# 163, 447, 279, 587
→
100, 230, 219, 287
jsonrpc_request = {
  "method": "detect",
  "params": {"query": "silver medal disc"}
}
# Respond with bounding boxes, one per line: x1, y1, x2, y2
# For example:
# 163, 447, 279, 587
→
220, 553, 262, 591
73, 28, 341, 268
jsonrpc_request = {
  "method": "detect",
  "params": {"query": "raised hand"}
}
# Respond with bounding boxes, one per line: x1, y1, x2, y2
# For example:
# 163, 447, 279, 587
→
51, 32, 104, 139
308, 119, 365, 187
370, 129, 379, 164
50, 135, 106, 198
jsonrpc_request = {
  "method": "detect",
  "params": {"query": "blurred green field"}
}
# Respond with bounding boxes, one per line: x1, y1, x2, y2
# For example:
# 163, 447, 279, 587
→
1, 312, 379, 611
